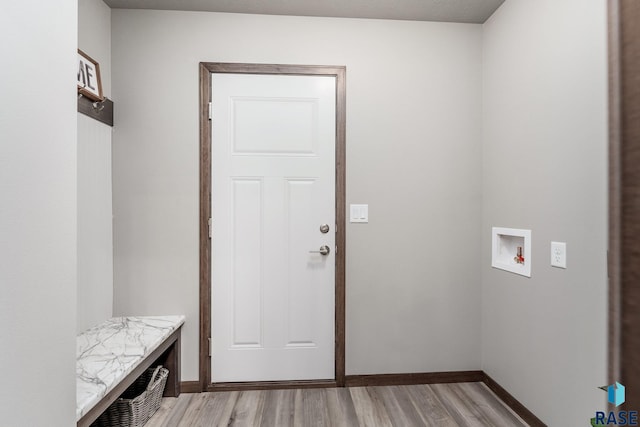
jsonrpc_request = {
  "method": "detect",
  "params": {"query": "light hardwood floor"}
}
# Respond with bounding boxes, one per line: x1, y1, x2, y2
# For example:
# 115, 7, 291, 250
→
146, 382, 529, 426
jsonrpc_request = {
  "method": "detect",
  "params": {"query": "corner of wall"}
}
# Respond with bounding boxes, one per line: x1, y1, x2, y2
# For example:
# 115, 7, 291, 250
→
77, 0, 114, 332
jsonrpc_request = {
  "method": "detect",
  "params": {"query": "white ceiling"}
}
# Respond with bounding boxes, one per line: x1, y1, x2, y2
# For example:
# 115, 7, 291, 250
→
102, 0, 505, 24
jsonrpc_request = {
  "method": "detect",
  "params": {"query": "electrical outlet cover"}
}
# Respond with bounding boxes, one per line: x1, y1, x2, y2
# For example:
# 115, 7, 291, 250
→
551, 241, 567, 268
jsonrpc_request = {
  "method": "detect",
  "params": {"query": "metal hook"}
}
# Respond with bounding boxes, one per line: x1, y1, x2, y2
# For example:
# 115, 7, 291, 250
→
92, 99, 105, 112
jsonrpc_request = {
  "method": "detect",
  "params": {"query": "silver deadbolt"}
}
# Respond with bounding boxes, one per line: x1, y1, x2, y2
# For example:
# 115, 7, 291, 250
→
319, 224, 330, 234
309, 245, 331, 256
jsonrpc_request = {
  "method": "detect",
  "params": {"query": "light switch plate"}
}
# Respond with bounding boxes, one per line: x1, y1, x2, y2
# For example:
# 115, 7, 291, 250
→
350, 204, 368, 223
551, 241, 567, 268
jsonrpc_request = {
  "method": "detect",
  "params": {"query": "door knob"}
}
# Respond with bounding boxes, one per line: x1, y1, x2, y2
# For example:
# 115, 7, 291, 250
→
309, 245, 331, 256
319, 224, 330, 234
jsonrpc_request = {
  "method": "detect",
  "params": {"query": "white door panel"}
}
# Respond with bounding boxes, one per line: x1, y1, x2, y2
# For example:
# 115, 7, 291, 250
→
211, 74, 335, 382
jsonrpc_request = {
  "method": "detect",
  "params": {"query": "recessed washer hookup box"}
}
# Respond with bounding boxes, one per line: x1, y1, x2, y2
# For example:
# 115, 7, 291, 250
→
491, 227, 531, 277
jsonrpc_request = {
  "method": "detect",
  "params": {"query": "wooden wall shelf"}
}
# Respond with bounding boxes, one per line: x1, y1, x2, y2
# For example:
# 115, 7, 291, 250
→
78, 95, 113, 127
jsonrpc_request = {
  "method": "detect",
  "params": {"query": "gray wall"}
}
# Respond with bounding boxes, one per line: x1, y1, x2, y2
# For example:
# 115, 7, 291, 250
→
481, 0, 608, 424
77, 0, 114, 332
0, 2, 77, 425
111, 10, 483, 381
78, 0, 112, 98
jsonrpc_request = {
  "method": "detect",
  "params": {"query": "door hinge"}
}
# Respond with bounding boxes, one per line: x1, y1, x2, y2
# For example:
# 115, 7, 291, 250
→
208, 337, 212, 357
208, 102, 212, 120
208, 217, 212, 239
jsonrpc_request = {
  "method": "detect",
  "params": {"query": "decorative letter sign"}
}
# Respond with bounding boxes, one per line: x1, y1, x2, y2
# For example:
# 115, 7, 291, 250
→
77, 49, 103, 102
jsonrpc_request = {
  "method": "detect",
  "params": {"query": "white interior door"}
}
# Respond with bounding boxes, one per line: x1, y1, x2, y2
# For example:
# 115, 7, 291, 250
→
211, 73, 336, 382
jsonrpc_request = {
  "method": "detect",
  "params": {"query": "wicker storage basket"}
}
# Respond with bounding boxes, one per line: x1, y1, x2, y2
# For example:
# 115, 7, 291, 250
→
92, 366, 169, 427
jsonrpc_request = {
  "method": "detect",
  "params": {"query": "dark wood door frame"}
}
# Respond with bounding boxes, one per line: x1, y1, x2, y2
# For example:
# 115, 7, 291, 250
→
199, 63, 346, 391
608, 0, 640, 408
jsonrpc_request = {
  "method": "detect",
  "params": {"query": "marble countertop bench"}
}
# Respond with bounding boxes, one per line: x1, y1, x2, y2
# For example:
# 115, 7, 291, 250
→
76, 315, 185, 422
